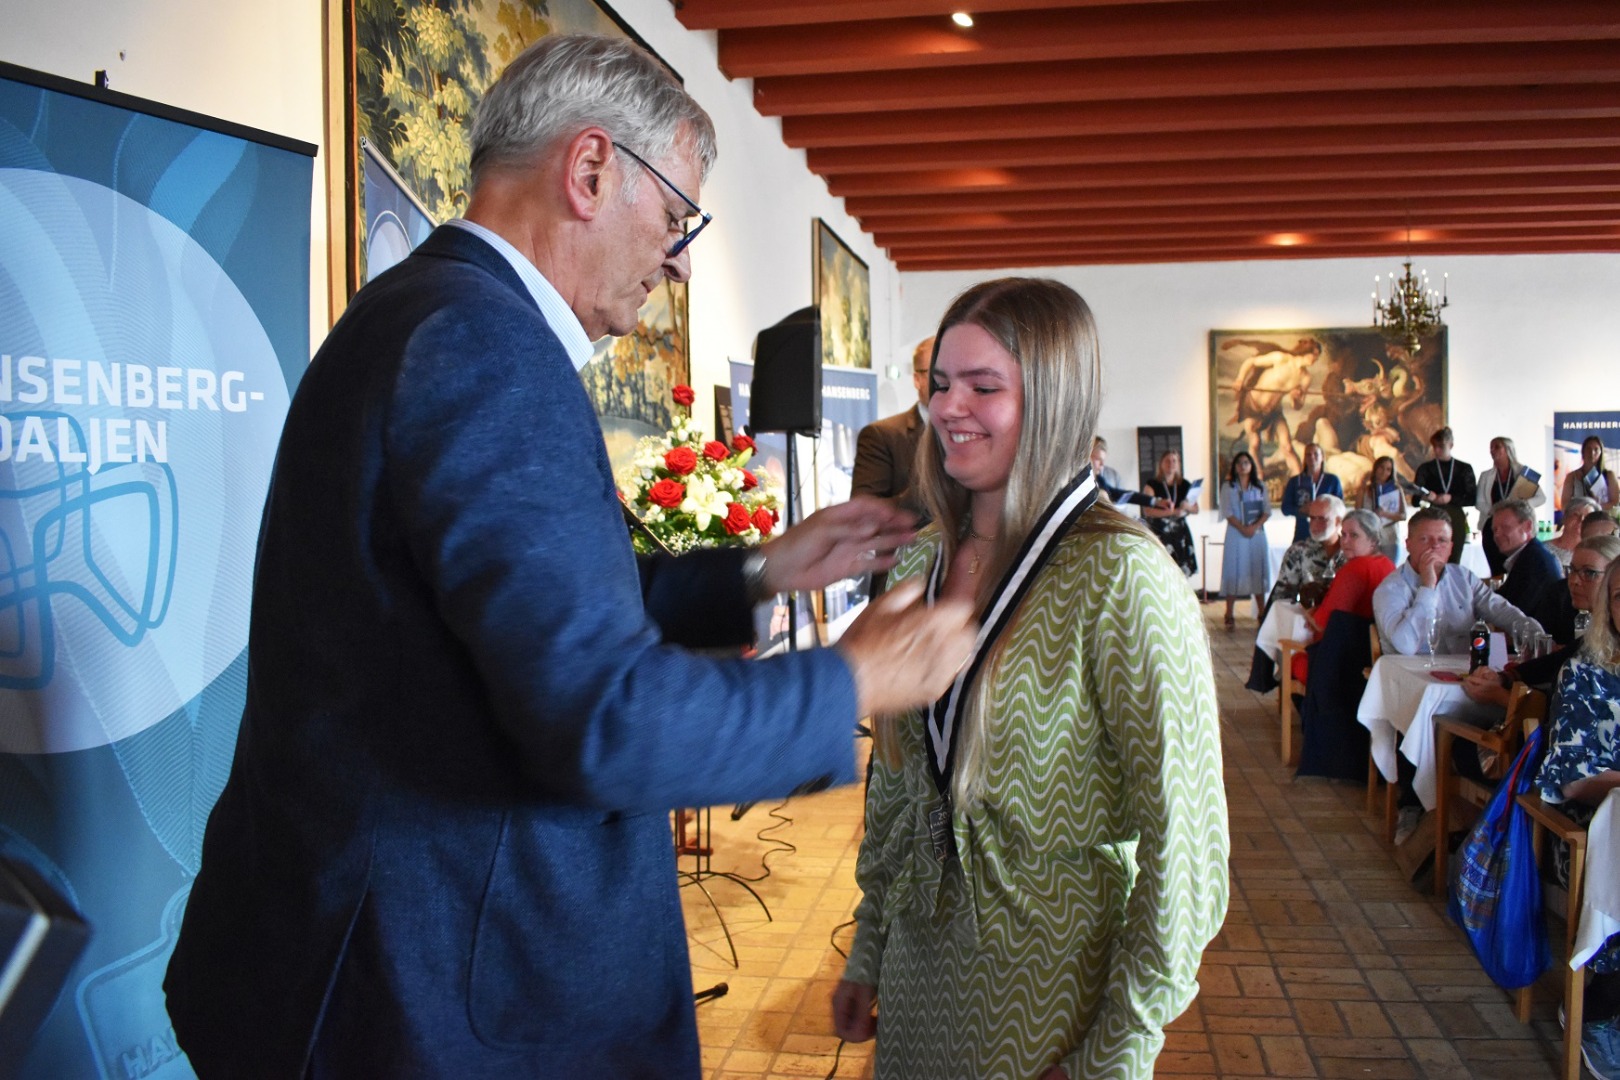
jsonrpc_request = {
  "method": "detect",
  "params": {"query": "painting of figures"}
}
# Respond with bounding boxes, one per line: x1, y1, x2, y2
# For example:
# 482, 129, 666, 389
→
814, 219, 871, 369
1210, 327, 1448, 506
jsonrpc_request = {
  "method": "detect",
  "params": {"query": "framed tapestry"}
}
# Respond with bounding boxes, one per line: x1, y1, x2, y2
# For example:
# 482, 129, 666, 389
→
324, 0, 688, 474
1209, 327, 1448, 507
813, 219, 871, 369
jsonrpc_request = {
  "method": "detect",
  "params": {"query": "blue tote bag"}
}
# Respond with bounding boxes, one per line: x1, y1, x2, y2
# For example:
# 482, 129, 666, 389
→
1447, 725, 1551, 990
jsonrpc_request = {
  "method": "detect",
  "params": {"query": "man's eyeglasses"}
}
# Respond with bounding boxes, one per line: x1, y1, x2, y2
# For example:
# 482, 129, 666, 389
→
613, 141, 711, 257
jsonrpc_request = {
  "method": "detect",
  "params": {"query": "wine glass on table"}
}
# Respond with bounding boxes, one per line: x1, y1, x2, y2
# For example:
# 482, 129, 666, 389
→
1424, 611, 1440, 670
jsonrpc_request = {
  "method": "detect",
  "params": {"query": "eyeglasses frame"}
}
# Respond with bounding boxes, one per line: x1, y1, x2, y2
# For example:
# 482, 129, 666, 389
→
612, 141, 711, 258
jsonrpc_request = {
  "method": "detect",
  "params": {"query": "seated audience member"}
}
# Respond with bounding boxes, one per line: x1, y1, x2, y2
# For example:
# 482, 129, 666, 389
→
1551, 496, 1601, 569
1090, 436, 1155, 510
1588, 512, 1620, 541
1491, 497, 1564, 616
1535, 557, 1620, 1077
1270, 495, 1348, 605
1281, 443, 1343, 542
1466, 535, 1620, 704
1290, 510, 1394, 683
1561, 434, 1619, 513
1411, 426, 1476, 564
1372, 507, 1544, 656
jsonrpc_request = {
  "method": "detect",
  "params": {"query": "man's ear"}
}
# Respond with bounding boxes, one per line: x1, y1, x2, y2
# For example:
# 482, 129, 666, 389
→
563, 128, 615, 221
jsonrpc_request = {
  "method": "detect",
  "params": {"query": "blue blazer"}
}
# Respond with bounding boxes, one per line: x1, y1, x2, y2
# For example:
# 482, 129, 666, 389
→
164, 226, 858, 1078
1498, 537, 1563, 620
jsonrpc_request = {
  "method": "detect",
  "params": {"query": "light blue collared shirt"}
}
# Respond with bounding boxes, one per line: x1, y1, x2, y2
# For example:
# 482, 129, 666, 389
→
444, 218, 595, 372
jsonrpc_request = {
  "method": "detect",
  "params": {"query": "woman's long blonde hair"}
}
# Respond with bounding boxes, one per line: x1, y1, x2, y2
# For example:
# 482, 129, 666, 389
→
1582, 558, 1620, 674
879, 278, 1144, 804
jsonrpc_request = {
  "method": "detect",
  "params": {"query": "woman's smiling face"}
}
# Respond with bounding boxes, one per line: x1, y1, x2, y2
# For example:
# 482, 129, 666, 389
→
930, 322, 1024, 497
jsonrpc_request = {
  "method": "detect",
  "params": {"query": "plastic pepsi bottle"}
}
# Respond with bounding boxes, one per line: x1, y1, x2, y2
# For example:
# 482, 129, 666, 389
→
1469, 620, 1490, 672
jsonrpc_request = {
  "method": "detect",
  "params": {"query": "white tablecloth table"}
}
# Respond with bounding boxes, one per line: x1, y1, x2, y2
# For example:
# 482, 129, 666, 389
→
1255, 600, 1310, 667
1575, 789, 1620, 969
1357, 654, 1502, 809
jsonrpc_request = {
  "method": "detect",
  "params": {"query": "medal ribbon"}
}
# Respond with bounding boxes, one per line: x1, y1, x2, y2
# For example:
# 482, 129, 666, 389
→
921, 467, 1100, 810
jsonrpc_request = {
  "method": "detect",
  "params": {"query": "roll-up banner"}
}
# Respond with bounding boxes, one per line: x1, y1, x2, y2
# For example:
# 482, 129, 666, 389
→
0, 62, 315, 1078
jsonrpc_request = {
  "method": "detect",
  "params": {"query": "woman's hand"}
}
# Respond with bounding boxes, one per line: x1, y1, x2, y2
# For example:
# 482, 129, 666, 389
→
832, 979, 878, 1042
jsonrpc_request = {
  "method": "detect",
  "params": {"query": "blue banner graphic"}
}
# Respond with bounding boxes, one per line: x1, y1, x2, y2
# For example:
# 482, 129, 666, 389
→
0, 65, 314, 1079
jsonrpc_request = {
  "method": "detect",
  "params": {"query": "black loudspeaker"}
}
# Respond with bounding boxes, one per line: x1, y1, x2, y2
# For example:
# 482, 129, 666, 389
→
0, 856, 90, 1077
750, 307, 821, 434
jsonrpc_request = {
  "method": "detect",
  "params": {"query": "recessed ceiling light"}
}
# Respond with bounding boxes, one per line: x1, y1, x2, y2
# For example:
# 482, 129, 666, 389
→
1265, 232, 1308, 247
952, 12, 975, 28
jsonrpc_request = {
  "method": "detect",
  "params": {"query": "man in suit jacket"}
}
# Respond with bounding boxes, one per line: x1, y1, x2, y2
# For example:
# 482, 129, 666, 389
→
1492, 497, 1564, 616
851, 337, 932, 593
163, 35, 975, 1079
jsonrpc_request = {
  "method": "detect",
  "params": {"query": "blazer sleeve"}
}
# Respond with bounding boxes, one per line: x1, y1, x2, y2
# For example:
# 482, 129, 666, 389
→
1280, 476, 1302, 519
384, 309, 858, 812
851, 421, 899, 499
1456, 462, 1478, 507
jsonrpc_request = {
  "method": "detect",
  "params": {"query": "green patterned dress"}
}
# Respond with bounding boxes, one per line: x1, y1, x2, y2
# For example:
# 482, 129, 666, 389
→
844, 514, 1229, 1080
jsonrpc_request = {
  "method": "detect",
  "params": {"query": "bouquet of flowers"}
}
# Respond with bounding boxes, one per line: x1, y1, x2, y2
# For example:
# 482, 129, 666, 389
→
617, 384, 781, 555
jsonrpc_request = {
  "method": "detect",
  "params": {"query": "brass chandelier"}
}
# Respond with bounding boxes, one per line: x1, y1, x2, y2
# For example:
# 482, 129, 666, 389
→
1372, 235, 1448, 354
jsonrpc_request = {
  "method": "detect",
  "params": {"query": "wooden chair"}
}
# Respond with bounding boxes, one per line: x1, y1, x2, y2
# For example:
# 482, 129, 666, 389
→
1517, 791, 1589, 1080
1278, 637, 1306, 766
1361, 628, 1397, 838
1432, 684, 1547, 1024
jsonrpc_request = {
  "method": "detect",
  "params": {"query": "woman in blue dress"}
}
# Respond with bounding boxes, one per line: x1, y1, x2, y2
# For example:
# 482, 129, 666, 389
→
1536, 556, 1620, 1078
1221, 450, 1271, 628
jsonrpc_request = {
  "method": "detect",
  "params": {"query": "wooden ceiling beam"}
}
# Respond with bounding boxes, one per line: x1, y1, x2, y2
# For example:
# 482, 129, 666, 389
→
808, 119, 1620, 174
720, 0, 1620, 79
888, 231, 1620, 263
892, 236, 1620, 270
672, 0, 1171, 31
873, 212, 1620, 249
752, 41, 1620, 115
825, 148, 1620, 199
781, 85, 1620, 148
844, 171, 1620, 217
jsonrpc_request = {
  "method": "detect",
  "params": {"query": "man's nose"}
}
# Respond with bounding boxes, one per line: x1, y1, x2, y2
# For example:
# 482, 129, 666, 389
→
663, 246, 692, 284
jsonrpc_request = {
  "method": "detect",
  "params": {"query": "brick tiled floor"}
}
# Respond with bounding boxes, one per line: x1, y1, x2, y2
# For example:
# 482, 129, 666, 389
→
682, 604, 1566, 1078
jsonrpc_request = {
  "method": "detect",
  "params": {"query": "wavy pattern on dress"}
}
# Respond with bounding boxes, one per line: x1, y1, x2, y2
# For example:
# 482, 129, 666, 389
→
846, 520, 1230, 1080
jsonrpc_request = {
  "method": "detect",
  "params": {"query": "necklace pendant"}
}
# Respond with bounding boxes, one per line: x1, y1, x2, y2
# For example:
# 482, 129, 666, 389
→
969, 552, 980, 575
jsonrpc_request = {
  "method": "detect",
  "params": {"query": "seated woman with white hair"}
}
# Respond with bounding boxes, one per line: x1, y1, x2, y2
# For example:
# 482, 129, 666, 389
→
1551, 495, 1602, 570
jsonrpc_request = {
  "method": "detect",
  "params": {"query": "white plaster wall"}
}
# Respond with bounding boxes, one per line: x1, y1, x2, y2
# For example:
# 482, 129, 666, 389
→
0, 0, 905, 439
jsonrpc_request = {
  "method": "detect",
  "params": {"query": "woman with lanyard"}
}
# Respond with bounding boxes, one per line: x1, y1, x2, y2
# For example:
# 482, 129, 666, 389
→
1478, 434, 1546, 575
1281, 442, 1343, 542
1562, 434, 1619, 514
1142, 449, 1201, 577
832, 278, 1228, 1080
1410, 426, 1476, 564
1360, 454, 1405, 560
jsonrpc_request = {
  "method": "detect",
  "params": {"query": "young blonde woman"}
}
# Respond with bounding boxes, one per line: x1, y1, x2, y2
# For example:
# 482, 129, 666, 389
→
1478, 435, 1546, 575
833, 278, 1229, 1079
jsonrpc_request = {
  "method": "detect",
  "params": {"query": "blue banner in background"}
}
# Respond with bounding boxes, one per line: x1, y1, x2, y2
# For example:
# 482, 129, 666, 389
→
0, 65, 313, 1079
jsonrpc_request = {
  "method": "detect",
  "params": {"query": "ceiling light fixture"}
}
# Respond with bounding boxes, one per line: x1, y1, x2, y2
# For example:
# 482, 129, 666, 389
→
1372, 226, 1448, 354
1264, 232, 1307, 247
952, 12, 975, 28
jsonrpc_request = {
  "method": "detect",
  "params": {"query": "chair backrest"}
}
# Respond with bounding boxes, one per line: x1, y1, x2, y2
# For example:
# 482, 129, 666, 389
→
1368, 625, 1383, 666
1507, 684, 1548, 736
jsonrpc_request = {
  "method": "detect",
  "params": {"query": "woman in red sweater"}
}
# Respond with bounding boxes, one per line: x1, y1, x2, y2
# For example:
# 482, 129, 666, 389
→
1292, 509, 1395, 683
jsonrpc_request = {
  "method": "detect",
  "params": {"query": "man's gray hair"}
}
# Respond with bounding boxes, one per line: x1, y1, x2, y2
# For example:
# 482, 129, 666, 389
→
1492, 497, 1536, 525
1567, 496, 1602, 517
1313, 493, 1346, 520
470, 34, 717, 191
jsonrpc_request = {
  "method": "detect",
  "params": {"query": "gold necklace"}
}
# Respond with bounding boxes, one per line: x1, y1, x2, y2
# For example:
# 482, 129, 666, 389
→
965, 529, 997, 575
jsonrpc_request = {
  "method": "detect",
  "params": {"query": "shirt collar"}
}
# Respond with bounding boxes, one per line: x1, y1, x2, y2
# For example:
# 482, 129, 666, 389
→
445, 218, 595, 372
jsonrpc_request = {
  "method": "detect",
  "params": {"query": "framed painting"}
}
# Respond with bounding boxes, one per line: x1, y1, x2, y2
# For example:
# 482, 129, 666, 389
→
812, 219, 871, 369
324, 0, 687, 474
1210, 327, 1448, 508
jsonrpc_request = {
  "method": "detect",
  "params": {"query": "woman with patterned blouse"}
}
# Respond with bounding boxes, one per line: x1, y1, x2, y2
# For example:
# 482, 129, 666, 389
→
1536, 557, 1620, 1077
832, 278, 1229, 1080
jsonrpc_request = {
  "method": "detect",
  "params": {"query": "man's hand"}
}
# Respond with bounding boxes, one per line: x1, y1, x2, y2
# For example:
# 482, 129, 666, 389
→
1462, 666, 1511, 708
832, 979, 877, 1042
836, 580, 977, 718
760, 496, 918, 594
1415, 548, 1443, 589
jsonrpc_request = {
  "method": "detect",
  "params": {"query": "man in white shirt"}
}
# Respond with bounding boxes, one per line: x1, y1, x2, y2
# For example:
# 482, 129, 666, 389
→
1373, 507, 1544, 656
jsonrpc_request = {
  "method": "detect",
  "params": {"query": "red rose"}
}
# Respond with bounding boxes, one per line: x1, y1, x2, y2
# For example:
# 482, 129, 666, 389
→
741, 469, 758, 491
647, 478, 685, 508
723, 502, 752, 535
664, 446, 698, 475
731, 434, 756, 454
703, 440, 730, 462
671, 384, 696, 406
770, 509, 780, 524
751, 507, 775, 535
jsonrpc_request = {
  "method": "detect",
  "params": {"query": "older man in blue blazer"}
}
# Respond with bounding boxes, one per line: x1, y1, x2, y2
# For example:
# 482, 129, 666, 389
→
164, 35, 975, 1079
1492, 497, 1564, 616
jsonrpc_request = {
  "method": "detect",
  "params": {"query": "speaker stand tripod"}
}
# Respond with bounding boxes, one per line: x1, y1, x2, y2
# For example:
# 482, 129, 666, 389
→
675, 805, 772, 968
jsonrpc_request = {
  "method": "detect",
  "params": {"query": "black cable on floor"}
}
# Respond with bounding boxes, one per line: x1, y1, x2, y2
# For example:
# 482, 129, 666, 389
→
727, 797, 797, 884
825, 917, 859, 1078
